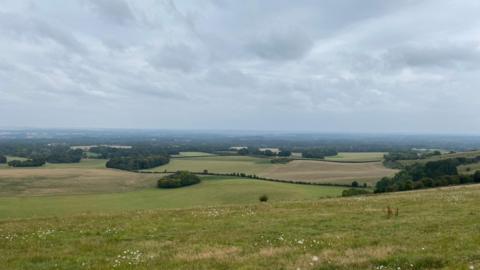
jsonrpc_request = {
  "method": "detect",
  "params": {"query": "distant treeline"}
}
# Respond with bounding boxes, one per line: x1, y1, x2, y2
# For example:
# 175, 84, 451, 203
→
376, 157, 480, 193
383, 150, 442, 162
8, 159, 46, 167
237, 148, 291, 157
237, 147, 338, 159
0, 144, 82, 166
106, 155, 170, 171
89, 145, 171, 159
301, 148, 338, 159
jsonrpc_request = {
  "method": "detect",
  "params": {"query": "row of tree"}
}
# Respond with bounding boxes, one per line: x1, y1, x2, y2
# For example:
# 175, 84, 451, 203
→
237, 148, 292, 157
375, 157, 480, 193
383, 150, 442, 162
106, 155, 170, 171
8, 159, 46, 167
301, 148, 338, 159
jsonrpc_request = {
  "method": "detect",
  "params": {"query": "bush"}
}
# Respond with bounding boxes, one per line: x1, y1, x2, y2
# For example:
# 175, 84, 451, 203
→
259, 194, 268, 202
0, 155, 6, 164
342, 189, 371, 197
158, 171, 201, 189
351, 181, 359, 187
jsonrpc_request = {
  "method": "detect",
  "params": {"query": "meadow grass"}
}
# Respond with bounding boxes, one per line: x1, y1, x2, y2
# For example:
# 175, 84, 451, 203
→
0, 176, 345, 219
1, 184, 479, 269
324, 152, 386, 162
147, 155, 272, 174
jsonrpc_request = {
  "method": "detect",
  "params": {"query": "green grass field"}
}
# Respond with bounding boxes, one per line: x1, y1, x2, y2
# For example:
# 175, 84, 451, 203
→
324, 152, 386, 162
1, 184, 479, 269
147, 155, 397, 185
147, 155, 272, 174
0, 176, 345, 219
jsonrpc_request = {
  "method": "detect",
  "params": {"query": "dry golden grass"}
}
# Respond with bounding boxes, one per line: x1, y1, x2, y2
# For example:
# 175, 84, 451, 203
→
260, 160, 398, 185
0, 168, 162, 196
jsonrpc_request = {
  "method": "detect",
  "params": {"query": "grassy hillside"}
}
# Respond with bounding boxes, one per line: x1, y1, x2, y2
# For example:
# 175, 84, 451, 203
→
0, 159, 160, 196
1, 184, 479, 269
0, 176, 345, 219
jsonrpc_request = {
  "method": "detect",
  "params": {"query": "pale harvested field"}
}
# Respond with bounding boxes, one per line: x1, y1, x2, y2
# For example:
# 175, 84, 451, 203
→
260, 160, 398, 185
0, 168, 162, 196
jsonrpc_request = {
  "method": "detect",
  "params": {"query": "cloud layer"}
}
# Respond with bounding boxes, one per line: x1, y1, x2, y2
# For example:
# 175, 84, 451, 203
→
1, 0, 480, 133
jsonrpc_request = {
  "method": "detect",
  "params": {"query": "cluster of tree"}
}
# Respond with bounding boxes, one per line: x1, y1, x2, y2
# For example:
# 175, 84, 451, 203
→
351, 181, 367, 188
375, 157, 480, 193
89, 145, 168, 159
384, 150, 441, 162
342, 188, 371, 197
157, 171, 201, 188
0, 155, 6, 164
0, 144, 84, 164
237, 148, 292, 157
46, 148, 83, 163
301, 148, 337, 159
106, 155, 170, 171
8, 159, 46, 167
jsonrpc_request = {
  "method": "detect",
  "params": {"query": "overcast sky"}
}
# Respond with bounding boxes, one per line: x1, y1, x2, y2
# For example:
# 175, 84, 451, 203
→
1, 0, 480, 133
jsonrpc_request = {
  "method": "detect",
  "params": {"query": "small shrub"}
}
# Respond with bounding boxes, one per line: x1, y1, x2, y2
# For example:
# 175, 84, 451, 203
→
259, 194, 268, 202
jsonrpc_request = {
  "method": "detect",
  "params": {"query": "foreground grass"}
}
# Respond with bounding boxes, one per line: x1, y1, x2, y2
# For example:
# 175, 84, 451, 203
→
0, 176, 345, 219
1, 185, 480, 269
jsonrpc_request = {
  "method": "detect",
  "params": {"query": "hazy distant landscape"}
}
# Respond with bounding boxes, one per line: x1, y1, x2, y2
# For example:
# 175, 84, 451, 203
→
2, 0, 480, 269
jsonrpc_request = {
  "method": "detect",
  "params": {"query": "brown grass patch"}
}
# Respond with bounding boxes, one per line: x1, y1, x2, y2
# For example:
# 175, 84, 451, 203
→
0, 168, 162, 196
258, 247, 291, 257
260, 160, 397, 185
175, 246, 241, 261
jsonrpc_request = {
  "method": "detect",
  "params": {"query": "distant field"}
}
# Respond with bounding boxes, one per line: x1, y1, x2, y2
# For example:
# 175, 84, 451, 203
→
0, 176, 345, 219
324, 152, 386, 162
1, 183, 480, 269
147, 155, 272, 174
147, 155, 396, 185
458, 162, 480, 175
260, 160, 397, 185
398, 150, 480, 166
172, 151, 215, 157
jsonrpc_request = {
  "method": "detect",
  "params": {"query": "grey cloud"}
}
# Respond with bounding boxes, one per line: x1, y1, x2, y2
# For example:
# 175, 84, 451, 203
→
0, 12, 86, 54
247, 29, 314, 61
82, 0, 134, 25
384, 43, 480, 70
148, 44, 200, 73
0, 0, 479, 132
